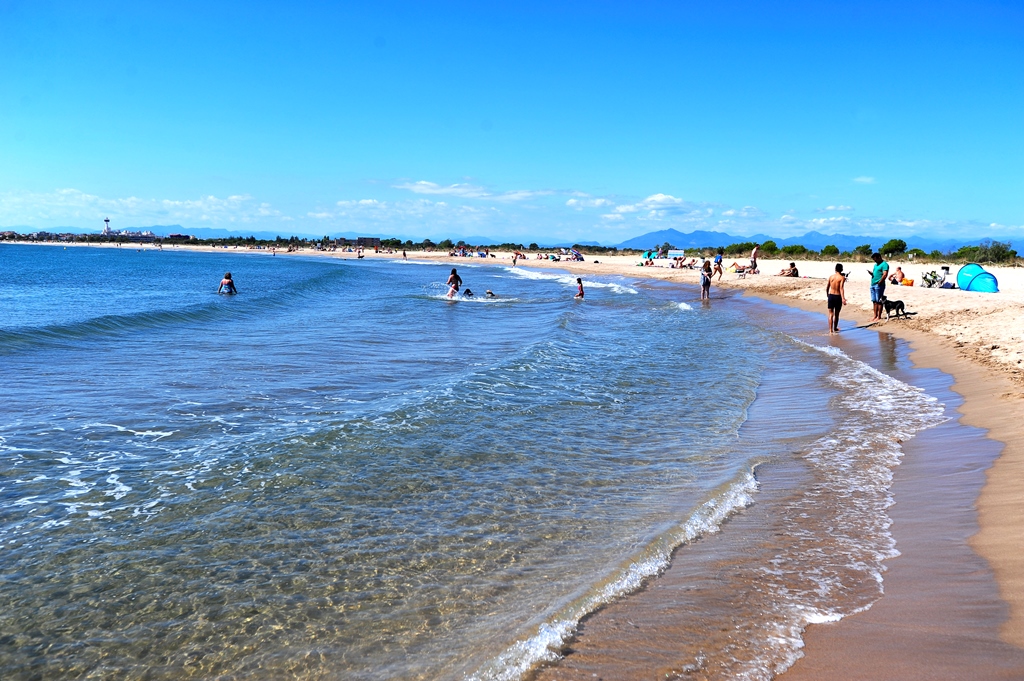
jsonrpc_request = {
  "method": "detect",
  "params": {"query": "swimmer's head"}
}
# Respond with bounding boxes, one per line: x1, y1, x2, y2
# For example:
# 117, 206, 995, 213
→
576, 278, 582, 284
224, 272, 232, 279
835, 263, 844, 272
451, 268, 457, 275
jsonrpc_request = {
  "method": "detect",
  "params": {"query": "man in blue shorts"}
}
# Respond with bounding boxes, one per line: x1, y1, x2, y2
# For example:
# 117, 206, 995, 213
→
869, 252, 889, 322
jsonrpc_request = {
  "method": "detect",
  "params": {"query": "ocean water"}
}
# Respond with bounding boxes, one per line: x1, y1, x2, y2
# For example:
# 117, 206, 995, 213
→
0, 245, 944, 680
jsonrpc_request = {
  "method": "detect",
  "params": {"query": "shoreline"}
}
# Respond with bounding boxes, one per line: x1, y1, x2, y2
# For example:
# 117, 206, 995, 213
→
9, 241, 1024, 673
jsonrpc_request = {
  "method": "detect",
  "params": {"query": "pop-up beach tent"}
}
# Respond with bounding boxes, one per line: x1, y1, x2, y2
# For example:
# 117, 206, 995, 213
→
956, 263, 1000, 293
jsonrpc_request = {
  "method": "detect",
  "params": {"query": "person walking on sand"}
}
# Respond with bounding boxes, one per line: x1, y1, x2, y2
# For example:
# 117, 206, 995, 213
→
713, 249, 724, 280
827, 263, 847, 334
574, 278, 584, 299
700, 260, 713, 300
446, 268, 463, 299
868, 252, 889, 322
218, 272, 238, 294
750, 244, 760, 273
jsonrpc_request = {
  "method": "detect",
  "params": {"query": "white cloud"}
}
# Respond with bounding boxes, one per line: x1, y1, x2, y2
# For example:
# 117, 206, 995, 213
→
393, 181, 490, 198
642, 193, 684, 206
392, 180, 551, 202
853, 176, 876, 184
601, 213, 625, 221
822, 205, 854, 211
566, 198, 611, 210
0, 188, 290, 226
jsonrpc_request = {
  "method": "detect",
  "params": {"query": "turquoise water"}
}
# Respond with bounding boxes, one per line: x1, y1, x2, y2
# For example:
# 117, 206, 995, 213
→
0, 245, 943, 680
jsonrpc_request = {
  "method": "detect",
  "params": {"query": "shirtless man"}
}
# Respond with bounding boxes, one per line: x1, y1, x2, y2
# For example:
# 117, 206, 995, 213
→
826, 263, 848, 334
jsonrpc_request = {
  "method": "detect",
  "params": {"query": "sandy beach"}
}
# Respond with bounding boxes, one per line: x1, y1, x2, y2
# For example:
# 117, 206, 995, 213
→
15, 241, 1024, 677
376, 246, 1024, 677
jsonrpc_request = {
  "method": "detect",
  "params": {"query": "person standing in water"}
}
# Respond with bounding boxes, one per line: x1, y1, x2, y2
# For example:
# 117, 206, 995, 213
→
574, 278, 584, 299
826, 263, 847, 334
218, 272, 238, 294
446, 268, 463, 298
700, 260, 712, 300
402, 249, 407, 260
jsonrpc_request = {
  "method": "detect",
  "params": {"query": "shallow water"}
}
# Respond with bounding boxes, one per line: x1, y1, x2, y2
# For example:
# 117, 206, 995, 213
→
0, 246, 943, 680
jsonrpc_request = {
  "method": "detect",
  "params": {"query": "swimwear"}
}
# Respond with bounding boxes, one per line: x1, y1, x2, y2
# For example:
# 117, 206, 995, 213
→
827, 293, 843, 310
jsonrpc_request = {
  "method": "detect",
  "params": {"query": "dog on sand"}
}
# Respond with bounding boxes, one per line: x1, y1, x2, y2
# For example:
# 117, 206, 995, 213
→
880, 295, 907, 320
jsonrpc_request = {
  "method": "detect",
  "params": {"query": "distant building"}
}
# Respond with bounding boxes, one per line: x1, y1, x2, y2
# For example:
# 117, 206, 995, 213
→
356, 237, 381, 248
167, 233, 194, 240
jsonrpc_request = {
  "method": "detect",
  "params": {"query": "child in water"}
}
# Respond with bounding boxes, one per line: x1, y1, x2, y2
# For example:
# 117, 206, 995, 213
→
574, 278, 584, 299
218, 272, 238, 294
700, 261, 712, 300
446, 268, 463, 299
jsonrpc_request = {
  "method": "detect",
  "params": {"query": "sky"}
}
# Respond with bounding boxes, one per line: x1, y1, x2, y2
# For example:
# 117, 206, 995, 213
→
1, 0, 1022, 244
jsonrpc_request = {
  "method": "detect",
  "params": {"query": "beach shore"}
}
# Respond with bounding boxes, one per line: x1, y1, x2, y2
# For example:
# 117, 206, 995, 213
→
380, 247, 1024, 676
14, 240, 1024, 676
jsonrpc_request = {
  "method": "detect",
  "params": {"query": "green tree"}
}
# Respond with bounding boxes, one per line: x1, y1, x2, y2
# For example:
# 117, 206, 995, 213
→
528, 242, 539, 250
781, 244, 809, 255
881, 239, 907, 256
760, 240, 778, 254
854, 244, 873, 256
821, 244, 839, 256
438, 238, 454, 249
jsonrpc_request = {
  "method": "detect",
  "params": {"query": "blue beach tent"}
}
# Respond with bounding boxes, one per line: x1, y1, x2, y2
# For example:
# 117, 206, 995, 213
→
956, 263, 999, 293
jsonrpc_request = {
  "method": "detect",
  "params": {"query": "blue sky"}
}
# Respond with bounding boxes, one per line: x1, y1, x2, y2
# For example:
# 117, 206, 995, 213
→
1, 1, 1021, 243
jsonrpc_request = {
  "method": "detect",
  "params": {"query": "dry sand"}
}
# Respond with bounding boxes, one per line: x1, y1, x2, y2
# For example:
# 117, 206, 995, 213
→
17, 241, 1024, 675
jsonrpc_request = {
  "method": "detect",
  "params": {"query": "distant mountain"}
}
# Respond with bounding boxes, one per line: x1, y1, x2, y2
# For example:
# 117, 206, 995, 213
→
615, 229, 738, 250
615, 228, 1012, 254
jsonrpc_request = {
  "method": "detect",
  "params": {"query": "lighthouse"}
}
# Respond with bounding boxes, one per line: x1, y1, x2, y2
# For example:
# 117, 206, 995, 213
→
103, 217, 112, 236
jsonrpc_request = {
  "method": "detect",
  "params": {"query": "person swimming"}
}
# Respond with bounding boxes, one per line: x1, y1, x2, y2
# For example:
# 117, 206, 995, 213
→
218, 272, 238, 294
463, 288, 474, 298
485, 290, 497, 298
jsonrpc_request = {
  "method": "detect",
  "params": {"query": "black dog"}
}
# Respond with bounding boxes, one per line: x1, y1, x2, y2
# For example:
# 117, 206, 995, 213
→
880, 295, 907, 320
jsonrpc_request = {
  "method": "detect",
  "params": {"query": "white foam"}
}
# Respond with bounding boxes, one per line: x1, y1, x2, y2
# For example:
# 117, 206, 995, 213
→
504, 267, 638, 294
677, 302, 693, 311
470, 470, 758, 681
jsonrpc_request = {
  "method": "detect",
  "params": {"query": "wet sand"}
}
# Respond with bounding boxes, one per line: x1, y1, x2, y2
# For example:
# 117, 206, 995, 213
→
533, 297, 1024, 680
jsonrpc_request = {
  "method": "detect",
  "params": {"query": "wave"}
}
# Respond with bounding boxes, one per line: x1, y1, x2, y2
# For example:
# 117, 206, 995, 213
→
503, 267, 638, 295
0, 266, 349, 354
469, 469, 760, 681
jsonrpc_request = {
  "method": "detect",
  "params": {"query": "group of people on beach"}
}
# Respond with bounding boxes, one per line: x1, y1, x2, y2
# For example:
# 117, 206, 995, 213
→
824, 251, 890, 333
218, 246, 891, 334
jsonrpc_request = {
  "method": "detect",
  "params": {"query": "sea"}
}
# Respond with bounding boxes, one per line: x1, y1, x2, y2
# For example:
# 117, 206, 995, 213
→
0, 244, 946, 680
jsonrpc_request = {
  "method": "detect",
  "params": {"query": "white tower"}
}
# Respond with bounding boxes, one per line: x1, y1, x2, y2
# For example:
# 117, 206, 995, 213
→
103, 217, 111, 235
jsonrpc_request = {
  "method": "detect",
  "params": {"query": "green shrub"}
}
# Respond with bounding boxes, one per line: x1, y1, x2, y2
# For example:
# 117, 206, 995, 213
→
821, 244, 840, 256
881, 239, 907, 256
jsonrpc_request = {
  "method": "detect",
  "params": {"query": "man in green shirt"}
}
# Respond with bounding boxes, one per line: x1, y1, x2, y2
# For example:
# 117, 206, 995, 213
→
869, 252, 889, 322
